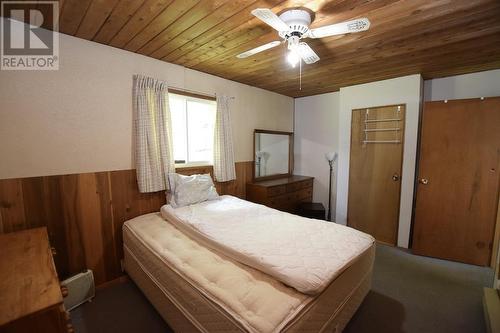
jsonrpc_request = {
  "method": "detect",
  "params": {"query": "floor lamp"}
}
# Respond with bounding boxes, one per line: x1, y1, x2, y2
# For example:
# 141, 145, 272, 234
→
325, 152, 338, 221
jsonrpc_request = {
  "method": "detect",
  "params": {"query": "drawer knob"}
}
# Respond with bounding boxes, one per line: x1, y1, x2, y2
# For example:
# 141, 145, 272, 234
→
60, 285, 69, 298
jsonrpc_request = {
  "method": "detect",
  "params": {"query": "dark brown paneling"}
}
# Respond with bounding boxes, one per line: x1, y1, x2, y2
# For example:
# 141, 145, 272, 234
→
0, 179, 26, 233
21, 177, 47, 230
59, 174, 87, 275
0, 161, 252, 286
44, 176, 71, 279
4, 0, 500, 97
109, 169, 165, 264
96, 172, 120, 282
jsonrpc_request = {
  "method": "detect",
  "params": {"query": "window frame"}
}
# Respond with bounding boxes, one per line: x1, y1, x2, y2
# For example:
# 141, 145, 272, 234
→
168, 89, 217, 168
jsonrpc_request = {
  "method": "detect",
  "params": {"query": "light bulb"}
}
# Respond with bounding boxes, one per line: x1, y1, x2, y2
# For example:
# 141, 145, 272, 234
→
287, 51, 300, 68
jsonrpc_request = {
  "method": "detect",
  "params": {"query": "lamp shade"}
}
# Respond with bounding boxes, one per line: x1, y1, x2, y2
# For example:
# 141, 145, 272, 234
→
325, 152, 338, 162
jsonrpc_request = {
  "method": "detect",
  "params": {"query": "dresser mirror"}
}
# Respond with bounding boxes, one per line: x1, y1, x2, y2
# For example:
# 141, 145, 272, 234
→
254, 129, 293, 180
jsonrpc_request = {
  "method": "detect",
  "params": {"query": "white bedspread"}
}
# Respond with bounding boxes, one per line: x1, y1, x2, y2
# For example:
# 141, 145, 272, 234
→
161, 195, 374, 295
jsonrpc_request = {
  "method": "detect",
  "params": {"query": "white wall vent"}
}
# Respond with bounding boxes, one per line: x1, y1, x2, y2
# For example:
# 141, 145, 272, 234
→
61, 269, 95, 311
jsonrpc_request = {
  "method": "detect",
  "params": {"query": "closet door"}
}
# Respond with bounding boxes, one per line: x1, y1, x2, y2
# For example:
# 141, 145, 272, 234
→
412, 98, 500, 266
347, 105, 405, 246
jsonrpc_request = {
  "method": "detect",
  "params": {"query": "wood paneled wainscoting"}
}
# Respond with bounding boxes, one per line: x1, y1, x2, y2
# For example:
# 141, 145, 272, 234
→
0, 162, 253, 286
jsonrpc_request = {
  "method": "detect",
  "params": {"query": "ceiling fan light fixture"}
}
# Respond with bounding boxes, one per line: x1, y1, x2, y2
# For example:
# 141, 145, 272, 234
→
238, 7, 371, 85
278, 9, 312, 38
278, 9, 311, 27
287, 50, 300, 68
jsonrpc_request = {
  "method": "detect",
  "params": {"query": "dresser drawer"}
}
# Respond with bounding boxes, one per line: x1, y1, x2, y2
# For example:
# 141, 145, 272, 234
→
268, 185, 287, 197
246, 176, 314, 213
286, 179, 313, 192
285, 188, 312, 202
286, 182, 301, 192
268, 193, 289, 207
297, 187, 313, 200
269, 190, 312, 210
301, 179, 313, 189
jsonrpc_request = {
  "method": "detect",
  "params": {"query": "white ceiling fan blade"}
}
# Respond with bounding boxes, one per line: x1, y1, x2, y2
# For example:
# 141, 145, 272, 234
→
251, 8, 290, 32
309, 18, 370, 38
296, 42, 320, 64
236, 41, 281, 59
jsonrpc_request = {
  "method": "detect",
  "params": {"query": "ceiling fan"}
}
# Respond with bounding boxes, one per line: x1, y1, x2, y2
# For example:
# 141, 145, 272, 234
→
236, 8, 370, 67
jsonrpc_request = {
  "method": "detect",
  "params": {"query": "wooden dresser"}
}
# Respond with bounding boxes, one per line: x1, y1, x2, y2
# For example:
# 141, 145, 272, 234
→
246, 175, 314, 213
0, 228, 72, 333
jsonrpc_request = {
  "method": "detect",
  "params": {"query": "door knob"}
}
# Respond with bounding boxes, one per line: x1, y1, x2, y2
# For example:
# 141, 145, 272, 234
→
392, 173, 400, 181
419, 178, 429, 185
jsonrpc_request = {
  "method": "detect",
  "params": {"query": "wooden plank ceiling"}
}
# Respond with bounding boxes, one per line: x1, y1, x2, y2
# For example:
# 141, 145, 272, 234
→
15, 0, 500, 97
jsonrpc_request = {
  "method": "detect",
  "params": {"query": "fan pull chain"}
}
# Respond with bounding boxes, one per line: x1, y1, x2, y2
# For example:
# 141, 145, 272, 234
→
299, 59, 302, 90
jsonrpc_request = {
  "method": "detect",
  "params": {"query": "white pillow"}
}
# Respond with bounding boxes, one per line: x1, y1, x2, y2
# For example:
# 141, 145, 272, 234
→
168, 173, 219, 208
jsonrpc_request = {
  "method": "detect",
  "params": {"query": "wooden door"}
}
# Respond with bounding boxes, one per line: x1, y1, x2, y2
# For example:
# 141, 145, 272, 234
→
412, 98, 500, 266
348, 105, 406, 245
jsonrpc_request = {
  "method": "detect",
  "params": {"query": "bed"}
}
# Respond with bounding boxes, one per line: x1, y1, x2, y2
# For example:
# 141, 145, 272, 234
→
123, 195, 375, 333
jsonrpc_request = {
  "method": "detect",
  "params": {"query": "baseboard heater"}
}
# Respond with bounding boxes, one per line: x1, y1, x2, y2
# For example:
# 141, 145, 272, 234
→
61, 269, 95, 311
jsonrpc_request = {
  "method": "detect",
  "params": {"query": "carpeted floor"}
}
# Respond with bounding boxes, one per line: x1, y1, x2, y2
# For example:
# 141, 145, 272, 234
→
343, 245, 493, 333
72, 245, 493, 333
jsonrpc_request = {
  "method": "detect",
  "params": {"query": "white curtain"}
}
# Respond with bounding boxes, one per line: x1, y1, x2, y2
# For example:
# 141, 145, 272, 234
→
133, 75, 175, 193
213, 94, 236, 182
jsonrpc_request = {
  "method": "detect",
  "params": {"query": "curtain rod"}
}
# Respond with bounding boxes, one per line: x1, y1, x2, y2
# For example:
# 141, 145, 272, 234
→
134, 74, 234, 100
169, 86, 235, 101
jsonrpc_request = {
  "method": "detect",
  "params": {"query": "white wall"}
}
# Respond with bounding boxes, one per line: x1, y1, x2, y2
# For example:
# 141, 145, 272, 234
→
424, 69, 500, 101
337, 75, 422, 248
294, 92, 339, 219
0, 30, 293, 179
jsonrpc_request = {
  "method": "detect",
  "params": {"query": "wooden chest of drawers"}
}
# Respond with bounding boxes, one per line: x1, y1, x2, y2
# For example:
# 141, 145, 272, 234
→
246, 175, 314, 213
0, 228, 72, 333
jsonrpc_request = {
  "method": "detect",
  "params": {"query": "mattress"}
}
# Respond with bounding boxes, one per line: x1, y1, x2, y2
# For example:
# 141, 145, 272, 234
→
161, 195, 375, 294
123, 213, 375, 332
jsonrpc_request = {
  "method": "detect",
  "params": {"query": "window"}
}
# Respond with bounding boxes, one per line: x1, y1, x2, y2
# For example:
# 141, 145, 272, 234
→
169, 93, 216, 165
